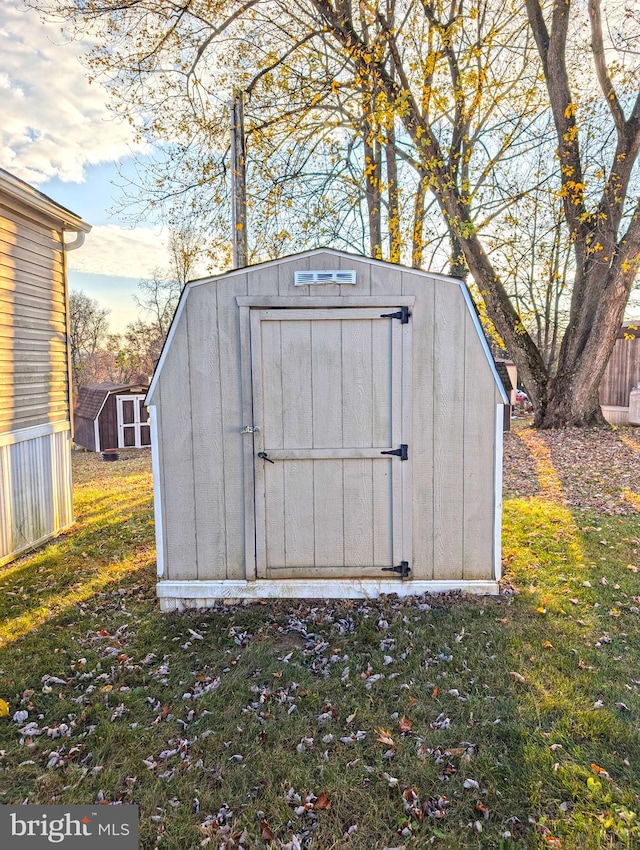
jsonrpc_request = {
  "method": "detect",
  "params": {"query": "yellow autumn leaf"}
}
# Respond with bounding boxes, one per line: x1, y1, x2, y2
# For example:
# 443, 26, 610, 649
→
376, 728, 395, 747
0, 699, 9, 717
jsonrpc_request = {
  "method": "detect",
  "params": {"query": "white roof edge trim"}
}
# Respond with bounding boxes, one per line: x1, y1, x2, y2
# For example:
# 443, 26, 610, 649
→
456, 280, 509, 404
186, 247, 464, 288
146, 282, 192, 405
94, 385, 148, 421
0, 169, 91, 233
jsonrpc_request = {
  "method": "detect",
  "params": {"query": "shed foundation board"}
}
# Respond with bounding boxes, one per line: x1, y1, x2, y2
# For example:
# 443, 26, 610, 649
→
157, 579, 500, 609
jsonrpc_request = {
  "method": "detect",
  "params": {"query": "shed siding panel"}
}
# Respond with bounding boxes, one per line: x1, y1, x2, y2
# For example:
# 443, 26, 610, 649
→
99, 394, 118, 451
462, 310, 497, 580
0, 426, 73, 566
600, 337, 640, 408
0, 205, 69, 435
279, 254, 310, 296
157, 317, 197, 580
401, 269, 435, 580
217, 273, 249, 578
340, 253, 371, 295
433, 281, 466, 579
371, 260, 402, 296
185, 286, 227, 580
74, 415, 96, 452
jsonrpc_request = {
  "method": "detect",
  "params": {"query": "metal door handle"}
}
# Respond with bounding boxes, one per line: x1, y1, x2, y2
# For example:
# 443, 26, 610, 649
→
258, 452, 275, 463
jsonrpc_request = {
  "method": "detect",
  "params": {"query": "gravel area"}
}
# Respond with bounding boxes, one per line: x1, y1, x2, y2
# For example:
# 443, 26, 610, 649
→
503, 424, 640, 514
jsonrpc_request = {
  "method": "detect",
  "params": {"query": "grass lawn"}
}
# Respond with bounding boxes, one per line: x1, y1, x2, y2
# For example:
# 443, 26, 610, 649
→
2, 432, 640, 849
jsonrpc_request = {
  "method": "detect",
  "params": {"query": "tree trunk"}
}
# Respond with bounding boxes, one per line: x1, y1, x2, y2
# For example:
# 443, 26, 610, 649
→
537, 372, 606, 428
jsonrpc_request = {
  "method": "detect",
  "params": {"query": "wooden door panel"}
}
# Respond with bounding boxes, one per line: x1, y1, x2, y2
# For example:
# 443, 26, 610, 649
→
342, 458, 375, 567
260, 320, 285, 449
342, 319, 374, 448
121, 400, 135, 424
252, 307, 408, 577
280, 320, 313, 449
311, 320, 344, 448
264, 462, 285, 569
282, 459, 315, 566
313, 460, 345, 566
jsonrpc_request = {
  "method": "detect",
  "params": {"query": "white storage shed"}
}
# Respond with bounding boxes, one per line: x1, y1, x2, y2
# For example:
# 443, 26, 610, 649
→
146, 249, 508, 610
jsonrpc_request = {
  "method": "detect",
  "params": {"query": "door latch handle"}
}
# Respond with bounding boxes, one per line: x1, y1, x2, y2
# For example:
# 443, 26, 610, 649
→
258, 452, 275, 463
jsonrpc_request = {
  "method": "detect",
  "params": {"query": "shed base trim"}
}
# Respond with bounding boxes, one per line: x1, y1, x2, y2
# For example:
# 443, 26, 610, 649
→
157, 579, 499, 610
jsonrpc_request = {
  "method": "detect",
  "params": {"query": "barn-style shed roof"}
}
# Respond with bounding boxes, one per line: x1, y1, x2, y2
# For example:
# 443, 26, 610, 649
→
148, 248, 509, 405
75, 383, 148, 421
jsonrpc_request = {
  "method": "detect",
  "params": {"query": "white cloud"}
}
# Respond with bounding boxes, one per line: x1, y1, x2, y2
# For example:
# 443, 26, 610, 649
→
67, 225, 171, 279
0, 5, 145, 183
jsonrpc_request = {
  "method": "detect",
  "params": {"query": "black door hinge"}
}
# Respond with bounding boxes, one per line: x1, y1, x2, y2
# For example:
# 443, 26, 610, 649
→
381, 561, 411, 578
380, 306, 410, 323
381, 444, 408, 460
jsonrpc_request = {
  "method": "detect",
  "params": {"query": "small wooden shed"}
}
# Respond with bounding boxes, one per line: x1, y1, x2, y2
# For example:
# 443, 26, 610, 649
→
146, 249, 508, 609
74, 383, 151, 452
0, 168, 90, 565
599, 322, 640, 425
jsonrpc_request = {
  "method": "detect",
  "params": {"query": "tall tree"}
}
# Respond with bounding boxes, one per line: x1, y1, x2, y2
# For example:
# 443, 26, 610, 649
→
111, 225, 194, 379
37, 0, 640, 426
68, 290, 111, 389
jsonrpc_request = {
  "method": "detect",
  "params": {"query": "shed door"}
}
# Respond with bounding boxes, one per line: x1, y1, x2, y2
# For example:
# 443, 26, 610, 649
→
116, 395, 151, 448
251, 307, 411, 579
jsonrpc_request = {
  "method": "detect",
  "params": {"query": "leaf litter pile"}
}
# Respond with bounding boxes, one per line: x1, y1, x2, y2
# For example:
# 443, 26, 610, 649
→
1, 443, 640, 848
503, 425, 640, 513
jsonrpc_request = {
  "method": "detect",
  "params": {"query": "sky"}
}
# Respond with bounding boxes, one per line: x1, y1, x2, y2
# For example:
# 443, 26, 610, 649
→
0, 3, 176, 333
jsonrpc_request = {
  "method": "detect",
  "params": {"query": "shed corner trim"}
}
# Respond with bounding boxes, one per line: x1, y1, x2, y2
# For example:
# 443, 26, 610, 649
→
456, 281, 509, 404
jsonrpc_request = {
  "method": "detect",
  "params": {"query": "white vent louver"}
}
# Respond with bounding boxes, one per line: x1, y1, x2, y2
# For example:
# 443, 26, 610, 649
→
294, 270, 356, 286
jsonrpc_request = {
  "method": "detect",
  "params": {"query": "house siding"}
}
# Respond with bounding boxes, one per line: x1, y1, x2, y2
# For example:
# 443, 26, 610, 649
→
0, 172, 88, 565
0, 203, 69, 434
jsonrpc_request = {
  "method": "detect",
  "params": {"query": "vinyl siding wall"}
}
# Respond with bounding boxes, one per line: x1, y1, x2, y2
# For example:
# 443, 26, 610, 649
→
0, 198, 73, 564
0, 203, 69, 432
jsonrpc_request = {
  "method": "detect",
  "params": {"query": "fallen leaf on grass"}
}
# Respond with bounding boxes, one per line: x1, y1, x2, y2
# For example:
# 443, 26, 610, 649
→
0, 699, 10, 718
315, 792, 331, 810
475, 802, 490, 820
260, 819, 274, 841
398, 716, 413, 733
510, 672, 526, 683
591, 763, 612, 781
430, 714, 450, 730
376, 729, 395, 747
